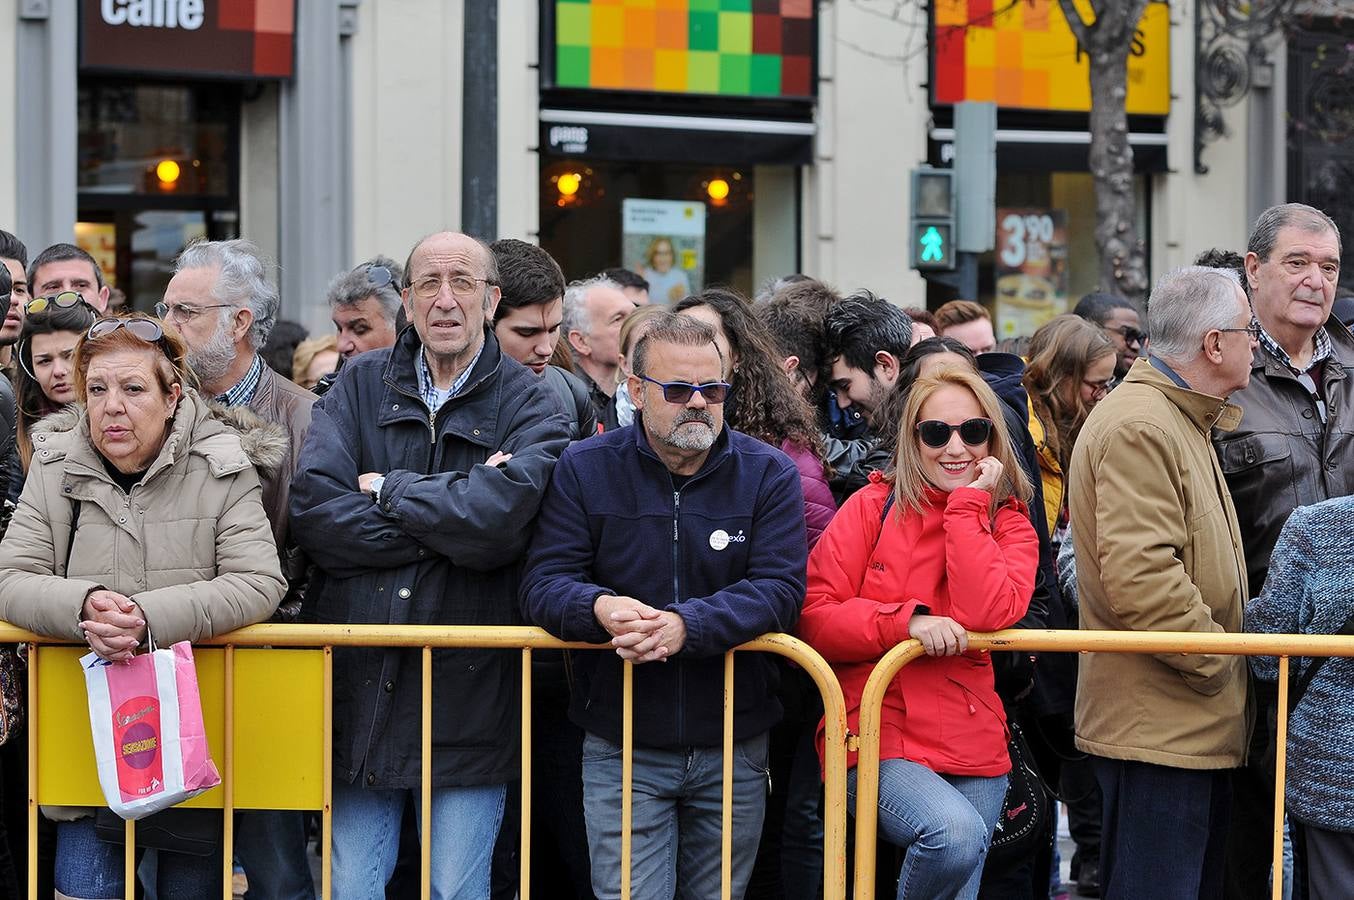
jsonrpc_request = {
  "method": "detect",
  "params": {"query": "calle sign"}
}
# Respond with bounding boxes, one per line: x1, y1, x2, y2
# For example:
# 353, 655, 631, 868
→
80, 0, 297, 79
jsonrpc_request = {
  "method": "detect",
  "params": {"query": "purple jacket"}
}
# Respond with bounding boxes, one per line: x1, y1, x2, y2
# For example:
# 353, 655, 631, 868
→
781, 440, 836, 549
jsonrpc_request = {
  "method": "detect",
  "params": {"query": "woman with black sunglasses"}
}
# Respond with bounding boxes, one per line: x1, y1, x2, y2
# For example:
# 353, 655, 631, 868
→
7, 293, 99, 503
799, 367, 1038, 900
0, 313, 285, 897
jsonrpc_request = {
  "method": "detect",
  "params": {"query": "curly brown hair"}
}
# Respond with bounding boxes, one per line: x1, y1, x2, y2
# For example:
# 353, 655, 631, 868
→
673, 289, 828, 471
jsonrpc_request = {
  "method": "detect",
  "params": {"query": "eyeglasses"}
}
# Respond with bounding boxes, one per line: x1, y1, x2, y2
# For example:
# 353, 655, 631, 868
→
154, 301, 236, 323
1082, 377, 1116, 400
88, 317, 165, 343
25, 291, 87, 315
1105, 325, 1146, 347
364, 264, 397, 292
916, 417, 993, 449
639, 375, 732, 405
408, 273, 497, 301
1218, 324, 1262, 340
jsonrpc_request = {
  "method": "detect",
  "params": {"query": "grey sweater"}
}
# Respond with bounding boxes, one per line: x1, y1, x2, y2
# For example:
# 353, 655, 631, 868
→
1246, 495, 1354, 832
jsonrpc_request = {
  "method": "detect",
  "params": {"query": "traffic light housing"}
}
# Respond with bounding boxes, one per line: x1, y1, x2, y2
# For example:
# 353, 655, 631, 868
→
910, 167, 956, 272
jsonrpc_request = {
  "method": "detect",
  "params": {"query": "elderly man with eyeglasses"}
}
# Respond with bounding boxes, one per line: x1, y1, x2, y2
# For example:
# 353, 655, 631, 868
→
290, 231, 571, 899
521, 312, 807, 900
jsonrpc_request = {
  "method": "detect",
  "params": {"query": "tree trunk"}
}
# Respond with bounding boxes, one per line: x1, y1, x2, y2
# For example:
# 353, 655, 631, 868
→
1057, 0, 1151, 303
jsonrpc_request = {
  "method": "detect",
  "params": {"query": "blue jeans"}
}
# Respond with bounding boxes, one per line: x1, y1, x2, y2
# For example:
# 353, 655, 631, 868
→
581, 731, 770, 900
330, 778, 506, 900
237, 810, 316, 899
847, 759, 1007, 900
1092, 756, 1231, 900
53, 815, 222, 898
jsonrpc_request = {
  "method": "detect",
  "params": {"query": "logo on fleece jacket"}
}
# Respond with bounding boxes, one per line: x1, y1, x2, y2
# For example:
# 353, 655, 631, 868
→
708, 529, 747, 551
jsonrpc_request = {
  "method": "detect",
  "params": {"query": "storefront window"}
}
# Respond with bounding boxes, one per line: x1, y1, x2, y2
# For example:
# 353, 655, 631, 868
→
539, 160, 758, 297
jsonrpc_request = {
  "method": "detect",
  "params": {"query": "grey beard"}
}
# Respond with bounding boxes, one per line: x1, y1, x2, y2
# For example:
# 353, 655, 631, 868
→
663, 410, 717, 451
187, 324, 237, 387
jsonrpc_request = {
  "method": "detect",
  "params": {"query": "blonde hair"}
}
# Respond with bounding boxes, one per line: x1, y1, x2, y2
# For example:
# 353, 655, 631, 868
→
292, 334, 339, 389
889, 368, 1032, 516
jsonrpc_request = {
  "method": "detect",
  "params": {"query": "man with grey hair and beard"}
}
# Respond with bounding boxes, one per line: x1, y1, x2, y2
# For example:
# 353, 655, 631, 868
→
522, 313, 806, 900
1069, 266, 1257, 899
159, 238, 316, 900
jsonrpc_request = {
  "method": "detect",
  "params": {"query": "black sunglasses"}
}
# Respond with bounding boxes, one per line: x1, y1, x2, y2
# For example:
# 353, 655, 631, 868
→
916, 417, 994, 449
639, 375, 732, 405
1106, 325, 1146, 346
88, 317, 165, 343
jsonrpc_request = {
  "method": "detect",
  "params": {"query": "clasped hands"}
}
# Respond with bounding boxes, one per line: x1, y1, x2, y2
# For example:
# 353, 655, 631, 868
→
594, 595, 687, 664
80, 590, 147, 662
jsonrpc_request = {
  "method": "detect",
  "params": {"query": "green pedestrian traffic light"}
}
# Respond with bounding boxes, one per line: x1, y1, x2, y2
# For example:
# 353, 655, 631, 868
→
910, 168, 956, 272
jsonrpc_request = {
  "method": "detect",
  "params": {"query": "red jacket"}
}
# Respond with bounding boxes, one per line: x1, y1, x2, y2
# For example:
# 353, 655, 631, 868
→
799, 474, 1038, 776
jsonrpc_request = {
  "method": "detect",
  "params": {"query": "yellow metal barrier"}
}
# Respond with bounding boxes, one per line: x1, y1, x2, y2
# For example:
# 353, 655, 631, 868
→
851, 629, 1351, 900
5, 624, 849, 900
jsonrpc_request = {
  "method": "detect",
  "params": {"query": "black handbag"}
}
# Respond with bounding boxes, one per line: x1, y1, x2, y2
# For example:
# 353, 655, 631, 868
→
94, 807, 223, 857
986, 720, 1052, 866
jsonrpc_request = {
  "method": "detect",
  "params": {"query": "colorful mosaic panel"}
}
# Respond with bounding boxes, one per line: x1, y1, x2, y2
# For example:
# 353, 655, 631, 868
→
932, 0, 1169, 115
555, 0, 814, 98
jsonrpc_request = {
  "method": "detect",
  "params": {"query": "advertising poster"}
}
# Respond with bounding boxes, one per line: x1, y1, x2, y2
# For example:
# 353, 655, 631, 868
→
622, 199, 706, 305
994, 208, 1069, 339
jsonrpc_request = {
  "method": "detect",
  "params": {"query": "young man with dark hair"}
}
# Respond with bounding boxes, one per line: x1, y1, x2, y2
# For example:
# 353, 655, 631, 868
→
822, 290, 912, 428
27, 243, 109, 313
1073, 292, 1144, 379
0, 230, 29, 349
601, 267, 650, 306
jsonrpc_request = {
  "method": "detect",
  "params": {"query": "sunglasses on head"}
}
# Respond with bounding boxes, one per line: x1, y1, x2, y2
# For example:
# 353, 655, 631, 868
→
87, 317, 165, 343
639, 374, 732, 405
26, 291, 88, 315
366, 264, 397, 291
916, 417, 993, 449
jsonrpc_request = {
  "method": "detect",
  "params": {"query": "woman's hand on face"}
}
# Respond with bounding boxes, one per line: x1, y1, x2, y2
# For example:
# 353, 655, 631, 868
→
908, 613, 969, 657
970, 456, 1004, 493
81, 590, 147, 662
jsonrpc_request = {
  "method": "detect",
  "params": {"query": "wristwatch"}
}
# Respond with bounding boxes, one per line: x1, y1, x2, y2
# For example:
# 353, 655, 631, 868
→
368, 475, 386, 504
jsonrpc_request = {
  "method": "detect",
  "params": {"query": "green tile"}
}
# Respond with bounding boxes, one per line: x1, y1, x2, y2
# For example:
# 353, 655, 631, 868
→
688, 51, 720, 92
750, 53, 781, 94
719, 53, 751, 94
689, 11, 719, 51
555, 3, 592, 46
720, 0, 751, 10
718, 11, 751, 53
690, 0, 720, 11
556, 46, 591, 86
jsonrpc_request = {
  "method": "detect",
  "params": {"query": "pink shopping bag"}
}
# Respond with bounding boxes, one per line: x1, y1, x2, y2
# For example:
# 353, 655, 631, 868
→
81, 641, 221, 820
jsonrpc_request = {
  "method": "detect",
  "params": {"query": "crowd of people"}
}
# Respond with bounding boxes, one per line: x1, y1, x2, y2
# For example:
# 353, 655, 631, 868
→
0, 199, 1346, 900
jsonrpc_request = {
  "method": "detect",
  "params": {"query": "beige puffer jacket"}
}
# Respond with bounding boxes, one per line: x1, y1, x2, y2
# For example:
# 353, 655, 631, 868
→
0, 389, 287, 643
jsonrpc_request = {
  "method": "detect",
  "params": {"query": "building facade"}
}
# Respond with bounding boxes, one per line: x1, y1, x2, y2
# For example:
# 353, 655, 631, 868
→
0, 0, 1327, 338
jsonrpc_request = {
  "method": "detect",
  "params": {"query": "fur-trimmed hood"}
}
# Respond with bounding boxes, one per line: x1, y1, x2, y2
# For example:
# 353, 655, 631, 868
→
31, 390, 289, 476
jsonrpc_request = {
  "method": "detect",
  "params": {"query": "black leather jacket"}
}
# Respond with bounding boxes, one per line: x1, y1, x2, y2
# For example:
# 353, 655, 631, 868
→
1212, 320, 1354, 591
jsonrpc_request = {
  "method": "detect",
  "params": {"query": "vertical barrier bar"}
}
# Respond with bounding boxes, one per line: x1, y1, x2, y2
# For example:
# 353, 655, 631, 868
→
124, 819, 135, 898
621, 661, 634, 900
520, 648, 533, 900
721, 651, 734, 900
223, 644, 235, 898
1272, 656, 1290, 900
323, 646, 334, 900
25, 643, 36, 900
422, 646, 433, 900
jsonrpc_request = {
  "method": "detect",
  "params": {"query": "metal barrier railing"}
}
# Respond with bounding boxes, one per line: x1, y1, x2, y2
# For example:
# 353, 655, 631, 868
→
850, 628, 1348, 900
7, 624, 850, 900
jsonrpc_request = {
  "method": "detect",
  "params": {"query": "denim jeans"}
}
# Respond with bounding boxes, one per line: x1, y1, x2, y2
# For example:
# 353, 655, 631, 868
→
330, 778, 506, 900
847, 759, 1007, 900
581, 731, 770, 900
1092, 755, 1231, 900
53, 815, 222, 898
237, 810, 316, 899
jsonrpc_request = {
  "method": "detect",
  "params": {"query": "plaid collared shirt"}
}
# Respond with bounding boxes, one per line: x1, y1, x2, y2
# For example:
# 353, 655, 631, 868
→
415, 342, 483, 415
1255, 318, 1335, 422
214, 354, 264, 407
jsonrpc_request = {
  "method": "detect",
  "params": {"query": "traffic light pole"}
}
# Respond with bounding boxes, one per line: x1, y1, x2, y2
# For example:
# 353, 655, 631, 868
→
925, 251, 979, 300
